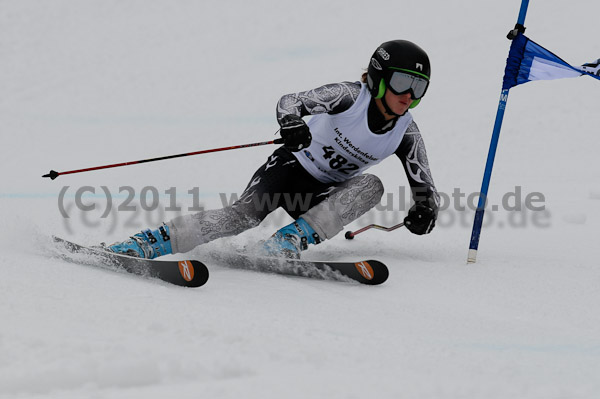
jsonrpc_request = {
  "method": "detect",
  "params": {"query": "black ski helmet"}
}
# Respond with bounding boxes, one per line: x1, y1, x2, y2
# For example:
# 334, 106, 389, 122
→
366, 40, 431, 109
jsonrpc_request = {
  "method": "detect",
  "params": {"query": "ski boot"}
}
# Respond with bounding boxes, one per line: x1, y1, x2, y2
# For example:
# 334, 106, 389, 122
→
105, 225, 172, 259
261, 218, 321, 259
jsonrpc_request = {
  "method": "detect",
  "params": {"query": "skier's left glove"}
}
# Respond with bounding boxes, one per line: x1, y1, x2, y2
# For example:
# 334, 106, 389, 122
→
279, 114, 312, 152
404, 198, 437, 235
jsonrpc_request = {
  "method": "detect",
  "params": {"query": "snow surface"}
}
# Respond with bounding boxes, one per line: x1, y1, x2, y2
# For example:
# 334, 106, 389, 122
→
2, 0, 600, 398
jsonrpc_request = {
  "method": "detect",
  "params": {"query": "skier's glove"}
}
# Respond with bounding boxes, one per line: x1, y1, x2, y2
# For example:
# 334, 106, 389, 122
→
404, 199, 437, 235
279, 114, 312, 152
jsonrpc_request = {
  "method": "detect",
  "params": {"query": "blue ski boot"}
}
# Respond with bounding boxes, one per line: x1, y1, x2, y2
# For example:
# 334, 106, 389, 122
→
105, 224, 172, 259
262, 218, 321, 259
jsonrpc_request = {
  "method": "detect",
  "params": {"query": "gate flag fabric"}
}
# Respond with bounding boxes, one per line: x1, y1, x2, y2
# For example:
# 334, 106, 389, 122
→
503, 33, 600, 90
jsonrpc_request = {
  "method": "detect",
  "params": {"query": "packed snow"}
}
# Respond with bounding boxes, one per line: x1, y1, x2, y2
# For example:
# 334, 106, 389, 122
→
2, 0, 599, 398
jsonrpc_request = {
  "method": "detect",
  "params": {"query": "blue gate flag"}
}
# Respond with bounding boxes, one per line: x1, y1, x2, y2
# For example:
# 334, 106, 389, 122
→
503, 33, 600, 90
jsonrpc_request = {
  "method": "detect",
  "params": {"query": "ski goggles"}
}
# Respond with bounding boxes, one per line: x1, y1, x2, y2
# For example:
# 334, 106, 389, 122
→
388, 70, 429, 99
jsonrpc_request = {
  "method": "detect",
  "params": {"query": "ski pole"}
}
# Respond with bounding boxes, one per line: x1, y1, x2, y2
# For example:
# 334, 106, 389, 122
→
42, 138, 284, 180
344, 222, 405, 240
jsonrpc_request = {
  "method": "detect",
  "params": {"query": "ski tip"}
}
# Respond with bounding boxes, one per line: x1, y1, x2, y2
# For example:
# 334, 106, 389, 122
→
177, 260, 210, 288
354, 260, 389, 285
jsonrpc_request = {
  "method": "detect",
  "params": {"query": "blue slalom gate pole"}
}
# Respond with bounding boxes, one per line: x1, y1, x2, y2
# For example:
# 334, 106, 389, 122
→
467, 0, 530, 264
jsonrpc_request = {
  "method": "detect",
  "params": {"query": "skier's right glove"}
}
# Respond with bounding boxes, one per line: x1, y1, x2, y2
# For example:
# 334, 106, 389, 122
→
279, 114, 312, 152
404, 199, 437, 235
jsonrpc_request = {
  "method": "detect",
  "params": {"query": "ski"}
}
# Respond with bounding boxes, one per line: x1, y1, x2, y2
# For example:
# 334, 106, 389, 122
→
208, 251, 389, 285
51, 236, 209, 288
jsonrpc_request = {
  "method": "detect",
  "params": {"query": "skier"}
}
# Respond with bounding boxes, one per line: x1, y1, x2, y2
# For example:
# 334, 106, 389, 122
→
106, 40, 440, 259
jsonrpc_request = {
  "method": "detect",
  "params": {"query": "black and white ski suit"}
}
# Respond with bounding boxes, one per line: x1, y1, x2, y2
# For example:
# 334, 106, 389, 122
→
167, 81, 439, 254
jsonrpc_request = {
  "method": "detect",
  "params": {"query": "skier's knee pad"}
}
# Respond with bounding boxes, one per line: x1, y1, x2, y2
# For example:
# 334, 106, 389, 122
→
302, 174, 384, 239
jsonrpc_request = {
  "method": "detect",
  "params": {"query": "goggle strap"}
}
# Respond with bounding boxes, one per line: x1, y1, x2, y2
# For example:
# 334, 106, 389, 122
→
376, 79, 386, 99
